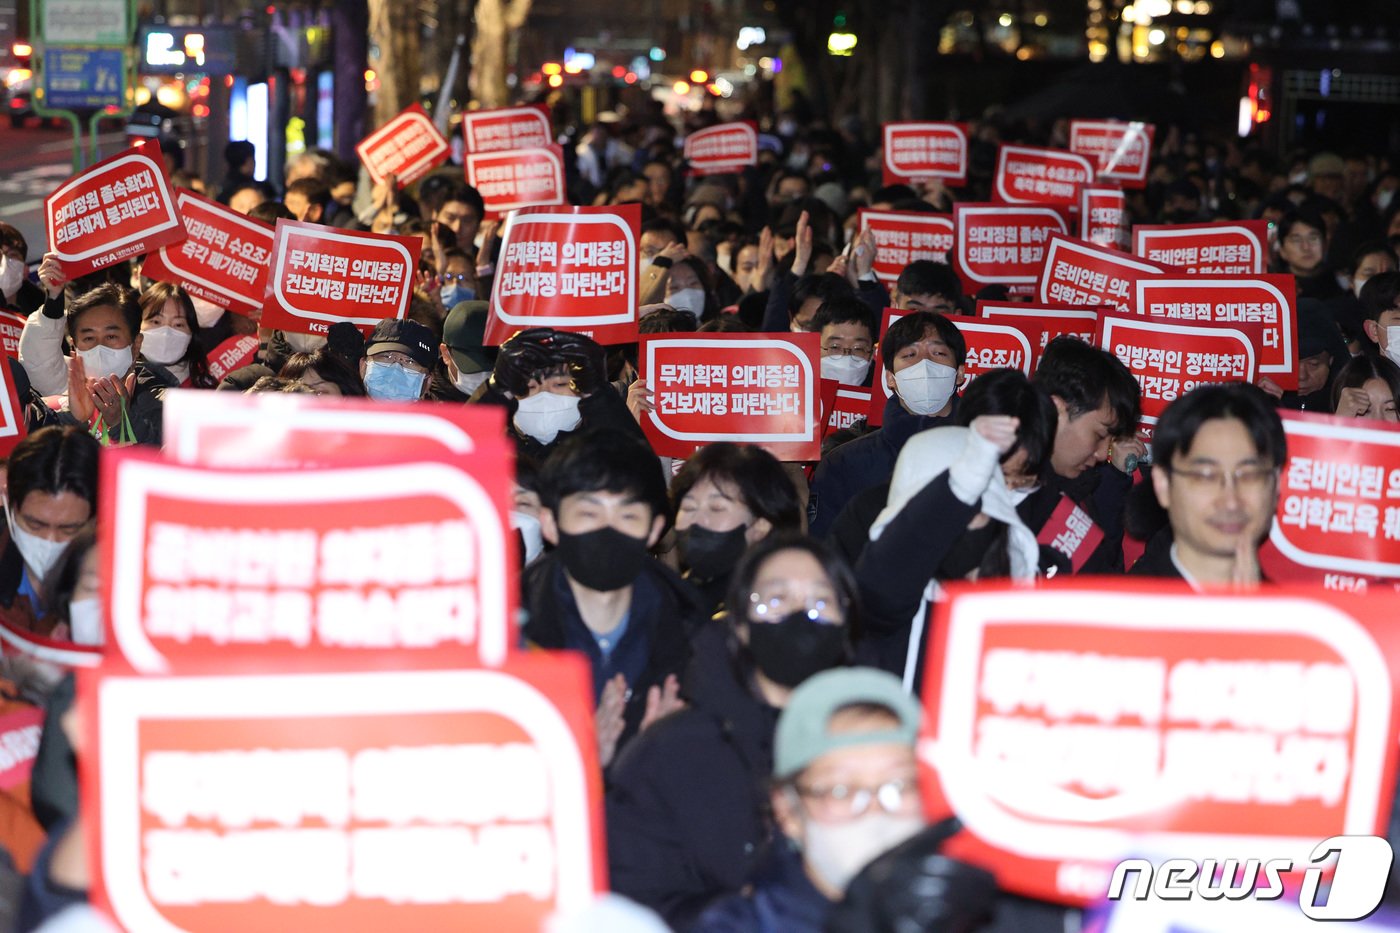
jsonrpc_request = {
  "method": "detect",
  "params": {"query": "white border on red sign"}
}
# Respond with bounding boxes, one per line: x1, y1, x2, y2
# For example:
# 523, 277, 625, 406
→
926, 588, 1391, 864
980, 305, 1100, 325
47, 153, 182, 263
1100, 315, 1256, 427
109, 458, 510, 671
1132, 225, 1266, 275
882, 123, 968, 180
270, 225, 415, 326
466, 149, 567, 212
463, 107, 553, 152
1039, 236, 1163, 304
1134, 277, 1294, 377
1269, 417, 1400, 577
1069, 120, 1152, 184
683, 124, 758, 172
994, 145, 1095, 205
157, 191, 273, 307
956, 206, 1071, 286
644, 338, 815, 443
98, 668, 596, 932
357, 109, 450, 185
950, 322, 1035, 375
490, 211, 638, 329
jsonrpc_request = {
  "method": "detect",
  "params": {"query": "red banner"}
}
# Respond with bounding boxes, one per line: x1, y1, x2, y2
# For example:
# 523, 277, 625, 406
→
205, 335, 260, 383
461, 103, 553, 153
465, 145, 567, 216
1132, 220, 1270, 276
1038, 235, 1165, 311
858, 209, 955, 286
81, 653, 606, 931
142, 190, 273, 318
821, 381, 872, 437
0, 351, 26, 459
1097, 311, 1261, 439
953, 203, 1070, 295
0, 309, 24, 358
100, 446, 516, 670
45, 143, 186, 277
1068, 119, 1155, 187
1260, 411, 1400, 587
1134, 274, 1298, 390
881, 122, 969, 186
683, 122, 758, 175
945, 315, 1035, 392
993, 145, 1094, 206
977, 303, 1102, 371
263, 219, 421, 337
640, 333, 821, 461
486, 205, 639, 346
921, 580, 1400, 906
1079, 186, 1129, 251
356, 103, 451, 187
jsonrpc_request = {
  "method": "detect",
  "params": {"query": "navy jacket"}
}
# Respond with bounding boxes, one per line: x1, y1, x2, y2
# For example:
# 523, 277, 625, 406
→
690, 841, 830, 933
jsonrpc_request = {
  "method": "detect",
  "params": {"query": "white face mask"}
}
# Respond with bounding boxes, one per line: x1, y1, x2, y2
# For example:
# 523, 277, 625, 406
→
1376, 188, 1396, 213
76, 343, 134, 381
453, 367, 489, 397
283, 332, 328, 354
511, 510, 545, 564
67, 596, 104, 646
1385, 326, 1400, 369
7, 505, 70, 586
821, 354, 872, 386
667, 287, 706, 318
513, 391, 582, 445
799, 811, 925, 895
0, 256, 22, 298
191, 296, 226, 329
140, 325, 192, 365
893, 359, 958, 416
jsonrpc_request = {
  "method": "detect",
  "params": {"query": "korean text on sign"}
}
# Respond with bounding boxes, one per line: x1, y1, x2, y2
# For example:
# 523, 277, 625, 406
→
142, 190, 273, 317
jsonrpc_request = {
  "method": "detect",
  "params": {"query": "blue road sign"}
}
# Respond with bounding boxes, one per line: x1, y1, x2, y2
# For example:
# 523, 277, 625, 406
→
43, 46, 125, 110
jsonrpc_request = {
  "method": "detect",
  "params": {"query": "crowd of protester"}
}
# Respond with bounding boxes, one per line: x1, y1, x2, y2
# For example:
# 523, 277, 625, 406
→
0, 88, 1397, 932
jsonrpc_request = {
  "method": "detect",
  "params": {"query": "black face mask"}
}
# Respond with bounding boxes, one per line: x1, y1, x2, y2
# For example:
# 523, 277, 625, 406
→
556, 527, 650, 592
747, 611, 847, 688
676, 524, 749, 581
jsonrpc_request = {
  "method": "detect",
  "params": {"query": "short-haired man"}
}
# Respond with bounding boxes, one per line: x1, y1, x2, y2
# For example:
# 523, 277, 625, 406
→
527, 429, 700, 762
1275, 208, 1344, 300
692, 668, 925, 933
283, 177, 331, 224
1131, 382, 1285, 585
809, 312, 966, 535
814, 297, 877, 387
434, 183, 485, 255
891, 260, 964, 315
1360, 271, 1400, 366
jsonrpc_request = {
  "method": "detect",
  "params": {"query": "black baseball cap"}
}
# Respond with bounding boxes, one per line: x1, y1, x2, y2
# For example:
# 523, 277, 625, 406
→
442, 300, 494, 375
364, 318, 436, 370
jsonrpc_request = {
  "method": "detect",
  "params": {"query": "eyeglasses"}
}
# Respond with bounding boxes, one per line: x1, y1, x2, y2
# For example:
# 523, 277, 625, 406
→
792, 777, 918, 821
822, 344, 873, 360
1284, 232, 1323, 247
1168, 464, 1277, 492
369, 351, 429, 375
441, 272, 473, 284
748, 590, 844, 625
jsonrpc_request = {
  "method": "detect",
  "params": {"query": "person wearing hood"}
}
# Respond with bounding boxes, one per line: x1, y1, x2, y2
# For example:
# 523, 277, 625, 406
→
809, 311, 966, 536
606, 536, 857, 929
429, 300, 496, 401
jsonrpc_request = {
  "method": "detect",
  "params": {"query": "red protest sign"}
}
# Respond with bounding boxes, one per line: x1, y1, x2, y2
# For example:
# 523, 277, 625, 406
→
821, 381, 872, 438
683, 122, 758, 175
162, 390, 508, 470
262, 219, 421, 337
640, 333, 821, 461
82, 652, 606, 931
0, 353, 27, 458
486, 204, 639, 346
977, 303, 1102, 370
141, 190, 273, 318
953, 203, 1070, 296
993, 145, 1094, 206
1036, 496, 1104, 572
866, 308, 906, 428
0, 309, 24, 358
920, 580, 1400, 906
1259, 411, 1400, 586
1133, 220, 1270, 275
465, 145, 567, 216
1135, 274, 1298, 390
0, 619, 101, 673
1038, 234, 1165, 311
356, 103, 451, 187
462, 103, 553, 153
858, 209, 955, 286
1097, 310, 1261, 440
45, 143, 186, 277
1068, 119, 1155, 187
1078, 186, 1129, 251
100, 445, 516, 670
881, 122, 969, 186
205, 334, 260, 383
945, 315, 1034, 392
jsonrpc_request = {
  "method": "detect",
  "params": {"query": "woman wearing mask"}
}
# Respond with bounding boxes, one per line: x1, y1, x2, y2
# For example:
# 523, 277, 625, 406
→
280, 349, 367, 397
607, 536, 856, 930
664, 257, 718, 324
671, 444, 804, 614
1333, 354, 1400, 423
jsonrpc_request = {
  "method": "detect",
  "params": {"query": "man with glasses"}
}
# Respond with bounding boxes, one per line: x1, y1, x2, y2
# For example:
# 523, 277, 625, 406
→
1275, 208, 1344, 301
693, 667, 924, 932
358, 318, 437, 403
814, 297, 876, 387
1132, 382, 1285, 585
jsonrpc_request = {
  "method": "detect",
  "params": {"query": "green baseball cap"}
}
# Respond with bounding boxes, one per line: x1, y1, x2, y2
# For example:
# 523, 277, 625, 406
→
442, 300, 494, 374
773, 668, 922, 780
